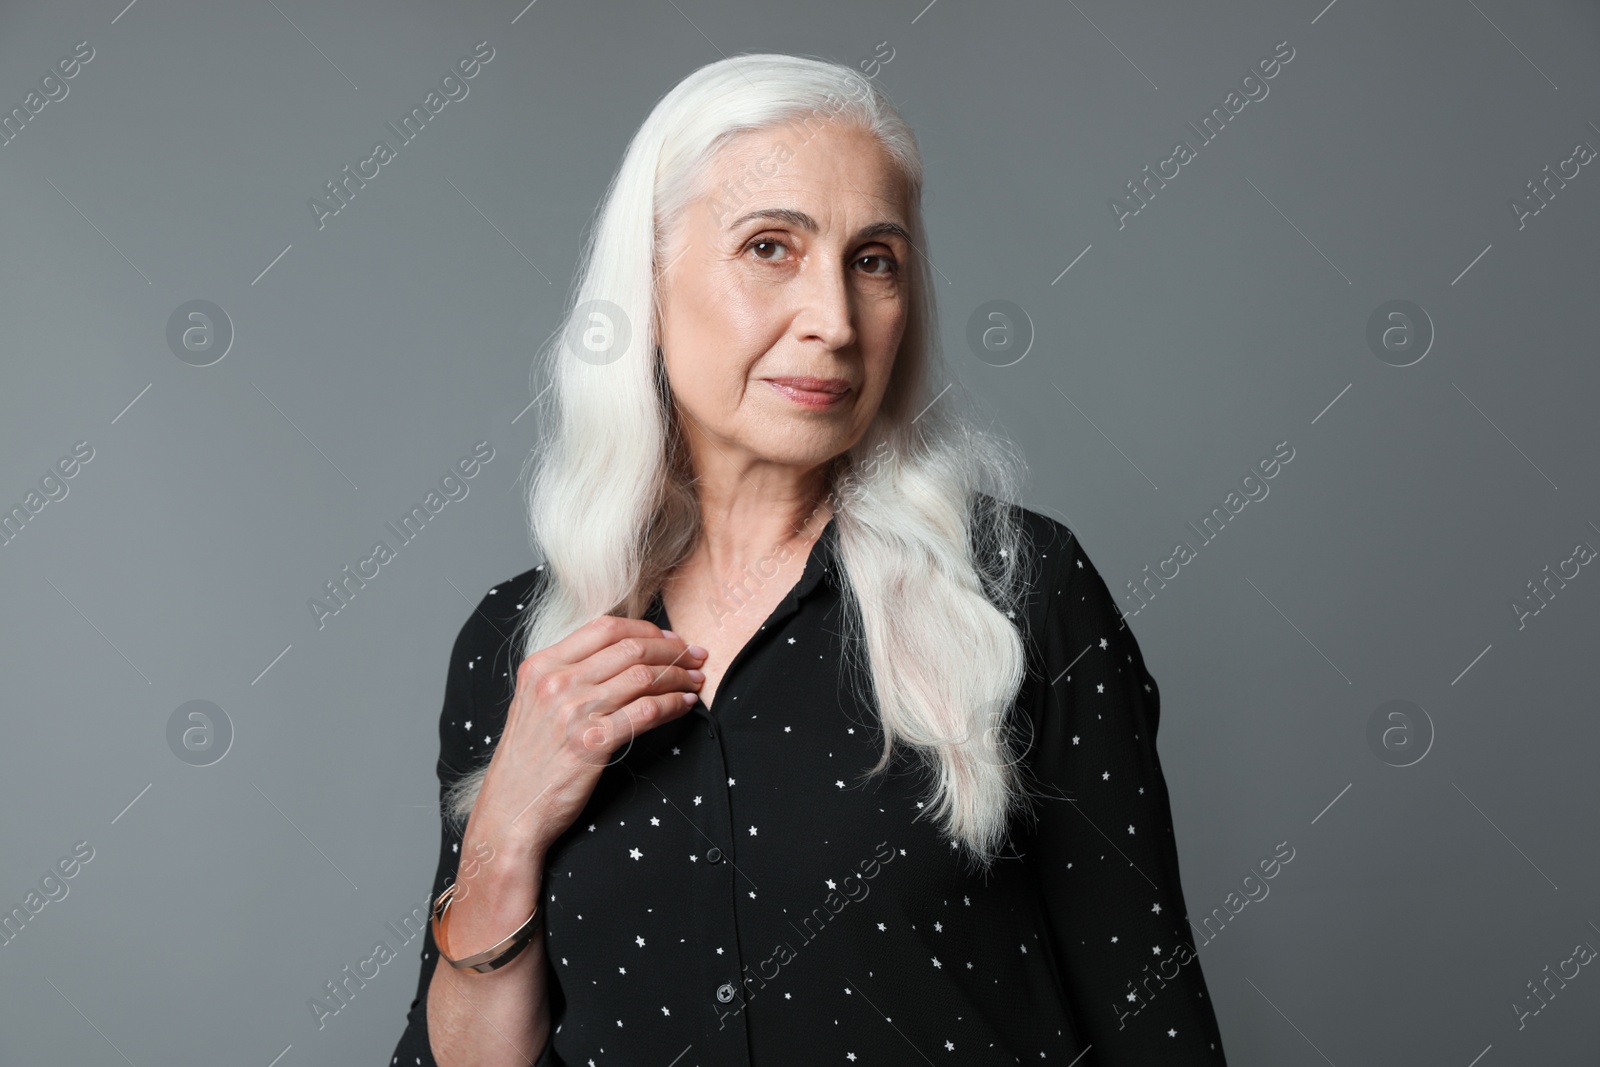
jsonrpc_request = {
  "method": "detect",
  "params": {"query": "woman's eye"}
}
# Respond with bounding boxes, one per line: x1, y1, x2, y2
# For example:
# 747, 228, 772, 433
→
748, 239, 789, 261
858, 254, 898, 276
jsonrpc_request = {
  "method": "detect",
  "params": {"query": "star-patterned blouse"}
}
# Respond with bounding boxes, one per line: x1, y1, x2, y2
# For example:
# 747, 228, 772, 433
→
390, 503, 1228, 1065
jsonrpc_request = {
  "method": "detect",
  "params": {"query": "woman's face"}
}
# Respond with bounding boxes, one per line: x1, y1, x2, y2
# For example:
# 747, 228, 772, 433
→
656, 118, 912, 482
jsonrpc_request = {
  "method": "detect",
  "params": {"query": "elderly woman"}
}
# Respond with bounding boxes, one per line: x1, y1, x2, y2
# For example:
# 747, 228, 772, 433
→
391, 53, 1227, 1066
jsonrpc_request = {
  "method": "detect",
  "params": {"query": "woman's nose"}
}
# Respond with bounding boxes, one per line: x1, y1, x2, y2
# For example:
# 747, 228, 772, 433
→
794, 267, 856, 350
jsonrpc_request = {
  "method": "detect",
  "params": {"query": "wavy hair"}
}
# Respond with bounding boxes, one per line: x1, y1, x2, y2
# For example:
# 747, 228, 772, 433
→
446, 52, 1041, 871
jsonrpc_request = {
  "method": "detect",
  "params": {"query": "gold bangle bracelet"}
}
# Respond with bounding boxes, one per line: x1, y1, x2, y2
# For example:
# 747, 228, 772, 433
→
431, 882, 543, 973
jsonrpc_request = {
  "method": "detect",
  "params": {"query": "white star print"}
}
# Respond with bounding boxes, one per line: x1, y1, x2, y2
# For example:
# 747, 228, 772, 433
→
423, 522, 1209, 1058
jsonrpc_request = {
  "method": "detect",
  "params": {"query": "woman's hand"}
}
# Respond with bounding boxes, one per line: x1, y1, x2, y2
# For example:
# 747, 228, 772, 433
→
463, 615, 707, 865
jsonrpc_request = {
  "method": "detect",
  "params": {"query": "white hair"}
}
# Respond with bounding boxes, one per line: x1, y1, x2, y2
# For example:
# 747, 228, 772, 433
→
446, 52, 1045, 872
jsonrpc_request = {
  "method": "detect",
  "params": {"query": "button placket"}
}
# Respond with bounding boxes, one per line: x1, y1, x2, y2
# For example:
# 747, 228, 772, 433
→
690, 713, 750, 1054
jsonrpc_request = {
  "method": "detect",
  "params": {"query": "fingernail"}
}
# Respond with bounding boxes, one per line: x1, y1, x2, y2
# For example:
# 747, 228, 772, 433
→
688, 645, 708, 659
662, 629, 678, 639
688, 668, 706, 682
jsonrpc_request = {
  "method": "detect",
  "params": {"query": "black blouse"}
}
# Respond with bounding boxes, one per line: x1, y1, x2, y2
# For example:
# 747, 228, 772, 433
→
391, 505, 1228, 1065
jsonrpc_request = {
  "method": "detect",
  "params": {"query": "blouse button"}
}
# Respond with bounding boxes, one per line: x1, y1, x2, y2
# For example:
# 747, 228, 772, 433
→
716, 982, 737, 1003
705, 847, 723, 863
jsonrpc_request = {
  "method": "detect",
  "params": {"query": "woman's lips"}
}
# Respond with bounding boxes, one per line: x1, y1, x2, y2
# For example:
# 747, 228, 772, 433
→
763, 378, 851, 409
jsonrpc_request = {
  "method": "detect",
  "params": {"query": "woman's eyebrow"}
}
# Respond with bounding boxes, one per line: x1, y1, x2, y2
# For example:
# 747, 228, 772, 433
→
728, 207, 909, 245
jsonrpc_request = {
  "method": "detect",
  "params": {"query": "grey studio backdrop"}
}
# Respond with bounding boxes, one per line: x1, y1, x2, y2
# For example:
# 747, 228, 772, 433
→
1, 0, 1596, 1063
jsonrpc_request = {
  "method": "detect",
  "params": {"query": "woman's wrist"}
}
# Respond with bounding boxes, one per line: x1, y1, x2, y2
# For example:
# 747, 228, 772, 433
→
461, 787, 557, 866
437, 847, 545, 964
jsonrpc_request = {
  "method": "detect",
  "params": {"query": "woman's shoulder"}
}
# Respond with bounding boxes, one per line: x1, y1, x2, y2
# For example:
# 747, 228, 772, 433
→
1008, 503, 1076, 565
981, 498, 1129, 651
462, 562, 548, 640
448, 562, 550, 709
974, 493, 1074, 559
1003, 503, 1076, 639
980, 497, 1082, 593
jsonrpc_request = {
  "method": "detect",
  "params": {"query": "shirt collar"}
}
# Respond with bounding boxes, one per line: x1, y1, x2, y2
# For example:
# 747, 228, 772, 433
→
643, 514, 839, 628
792, 512, 839, 602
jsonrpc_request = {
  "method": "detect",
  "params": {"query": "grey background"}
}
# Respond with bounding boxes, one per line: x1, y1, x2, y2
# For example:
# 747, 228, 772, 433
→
2, 0, 1597, 1063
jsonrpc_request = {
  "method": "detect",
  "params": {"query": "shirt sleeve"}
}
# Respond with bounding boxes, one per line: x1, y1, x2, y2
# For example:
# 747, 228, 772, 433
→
1022, 531, 1229, 1064
389, 585, 567, 1067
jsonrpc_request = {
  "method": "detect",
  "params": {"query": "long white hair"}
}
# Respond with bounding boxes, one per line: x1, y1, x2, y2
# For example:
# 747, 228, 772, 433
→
447, 52, 1043, 871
